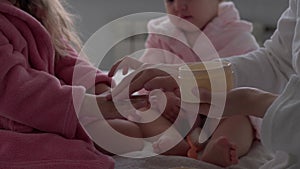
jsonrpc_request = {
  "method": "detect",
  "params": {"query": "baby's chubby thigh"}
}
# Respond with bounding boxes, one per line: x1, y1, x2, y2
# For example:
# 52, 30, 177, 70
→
89, 119, 145, 155
136, 108, 189, 155
136, 108, 174, 140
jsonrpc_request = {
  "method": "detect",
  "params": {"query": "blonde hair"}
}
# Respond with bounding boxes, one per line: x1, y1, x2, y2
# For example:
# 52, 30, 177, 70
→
10, 0, 82, 57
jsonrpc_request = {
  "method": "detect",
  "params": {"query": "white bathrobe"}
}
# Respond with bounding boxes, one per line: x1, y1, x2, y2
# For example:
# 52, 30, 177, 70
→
225, 0, 300, 168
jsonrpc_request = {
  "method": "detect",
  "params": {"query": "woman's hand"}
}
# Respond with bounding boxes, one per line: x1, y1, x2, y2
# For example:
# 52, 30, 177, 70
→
197, 87, 278, 118
107, 63, 180, 100
108, 56, 148, 77
162, 91, 181, 122
225, 87, 277, 117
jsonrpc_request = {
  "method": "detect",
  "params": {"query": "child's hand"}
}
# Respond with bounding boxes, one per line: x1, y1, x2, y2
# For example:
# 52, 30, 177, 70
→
79, 94, 149, 125
97, 95, 149, 120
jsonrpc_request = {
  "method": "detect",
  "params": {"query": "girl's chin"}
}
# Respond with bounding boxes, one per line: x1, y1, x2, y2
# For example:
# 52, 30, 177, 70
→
172, 20, 199, 31
177, 23, 200, 32
183, 17, 193, 22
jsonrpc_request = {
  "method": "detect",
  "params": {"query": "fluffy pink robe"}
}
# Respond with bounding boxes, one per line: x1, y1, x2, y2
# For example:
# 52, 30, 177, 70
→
0, 1, 114, 168
140, 2, 259, 63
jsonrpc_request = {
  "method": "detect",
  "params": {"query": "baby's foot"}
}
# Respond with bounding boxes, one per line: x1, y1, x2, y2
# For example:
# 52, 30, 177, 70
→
201, 136, 238, 167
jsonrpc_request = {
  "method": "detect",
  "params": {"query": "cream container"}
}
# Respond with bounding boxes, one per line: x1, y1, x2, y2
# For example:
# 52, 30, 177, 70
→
178, 61, 233, 103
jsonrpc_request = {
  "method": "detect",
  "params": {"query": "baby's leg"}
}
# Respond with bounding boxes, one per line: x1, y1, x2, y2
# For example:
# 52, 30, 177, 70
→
152, 127, 189, 156
201, 115, 254, 167
89, 119, 144, 155
137, 111, 189, 156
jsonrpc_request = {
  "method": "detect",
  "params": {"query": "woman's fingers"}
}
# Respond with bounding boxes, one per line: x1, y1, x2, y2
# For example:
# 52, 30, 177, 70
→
192, 87, 211, 103
108, 59, 123, 77
111, 68, 169, 99
109, 72, 142, 100
198, 103, 211, 116
109, 69, 154, 100
129, 64, 179, 93
108, 56, 144, 77
144, 76, 179, 92
109, 64, 179, 102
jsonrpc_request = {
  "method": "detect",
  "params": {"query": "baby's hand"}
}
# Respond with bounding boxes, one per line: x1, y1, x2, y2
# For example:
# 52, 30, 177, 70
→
149, 90, 181, 123
163, 91, 181, 123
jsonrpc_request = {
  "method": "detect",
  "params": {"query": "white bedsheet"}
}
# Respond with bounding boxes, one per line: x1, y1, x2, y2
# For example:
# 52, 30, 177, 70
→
113, 141, 292, 169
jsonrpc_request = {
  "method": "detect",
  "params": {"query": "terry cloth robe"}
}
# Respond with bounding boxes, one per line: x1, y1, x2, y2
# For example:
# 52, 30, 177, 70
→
140, 1, 259, 64
225, 0, 300, 168
0, 1, 114, 169
140, 1, 262, 139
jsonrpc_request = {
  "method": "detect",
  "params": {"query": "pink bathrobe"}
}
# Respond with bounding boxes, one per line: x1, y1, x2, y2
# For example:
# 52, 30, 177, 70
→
0, 1, 114, 169
140, 2, 262, 139
140, 2, 259, 64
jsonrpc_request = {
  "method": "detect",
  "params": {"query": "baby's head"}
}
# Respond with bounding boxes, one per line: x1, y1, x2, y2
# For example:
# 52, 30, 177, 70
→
164, 0, 224, 31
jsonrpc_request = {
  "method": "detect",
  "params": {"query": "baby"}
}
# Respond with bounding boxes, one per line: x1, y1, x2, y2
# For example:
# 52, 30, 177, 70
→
109, 0, 260, 167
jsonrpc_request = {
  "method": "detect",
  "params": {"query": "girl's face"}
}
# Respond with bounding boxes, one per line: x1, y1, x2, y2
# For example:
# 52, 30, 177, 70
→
164, 0, 220, 31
